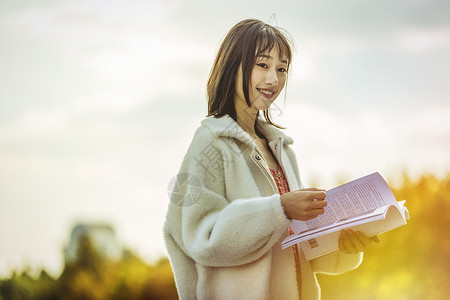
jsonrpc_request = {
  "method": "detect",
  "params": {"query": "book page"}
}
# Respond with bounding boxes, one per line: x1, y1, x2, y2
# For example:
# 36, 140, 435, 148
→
283, 201, 409, 253
303, 172, 397, 231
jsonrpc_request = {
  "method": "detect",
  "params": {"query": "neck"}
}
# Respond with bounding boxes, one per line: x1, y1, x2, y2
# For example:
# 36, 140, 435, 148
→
234, 99, 260, 139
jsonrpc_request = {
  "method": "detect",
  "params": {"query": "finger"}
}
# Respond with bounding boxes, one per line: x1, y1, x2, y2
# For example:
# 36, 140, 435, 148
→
309, 208, 325, 217
299, 188, 326, 192
350, 230, 374, 251
303, 214, 319, 221
310, 191, 327, 200
343, 230, 358, 253
339, 230, 351, 254
370, 235, 380, 243
311, 200, 327, 209
339, 231, 345, 252
352, 231, 370, 245
300, 190, 326, 200
344, 230, 367, 253
355, 231, 380, 248
355, 231, 372, 251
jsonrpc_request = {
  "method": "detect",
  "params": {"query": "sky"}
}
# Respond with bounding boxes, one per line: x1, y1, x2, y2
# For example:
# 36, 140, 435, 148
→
1, 0, 449, 278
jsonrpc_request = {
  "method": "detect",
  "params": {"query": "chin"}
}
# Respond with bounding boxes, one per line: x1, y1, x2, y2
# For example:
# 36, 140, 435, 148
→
258, 101, 275, 111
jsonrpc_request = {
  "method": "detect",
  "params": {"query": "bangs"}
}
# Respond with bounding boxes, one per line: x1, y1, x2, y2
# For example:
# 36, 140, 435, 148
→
254, 26, 292, 65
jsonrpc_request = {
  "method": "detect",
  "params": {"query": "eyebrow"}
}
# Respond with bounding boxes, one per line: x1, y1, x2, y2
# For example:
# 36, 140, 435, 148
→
257, 54, 288, 64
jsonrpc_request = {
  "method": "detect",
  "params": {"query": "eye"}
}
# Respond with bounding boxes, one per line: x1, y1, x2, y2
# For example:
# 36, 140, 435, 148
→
278, 67, 287, 73
257, 63, 268, 68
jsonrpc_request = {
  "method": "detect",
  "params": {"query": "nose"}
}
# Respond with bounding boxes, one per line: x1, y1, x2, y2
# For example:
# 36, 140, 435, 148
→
265, 68, 278, 86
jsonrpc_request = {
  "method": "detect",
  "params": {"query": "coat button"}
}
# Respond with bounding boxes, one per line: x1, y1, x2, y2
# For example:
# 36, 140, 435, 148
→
255, 155, 261, 160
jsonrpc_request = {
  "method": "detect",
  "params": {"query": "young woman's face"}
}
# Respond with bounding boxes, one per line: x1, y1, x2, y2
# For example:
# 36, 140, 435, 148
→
235, 48, 288, 111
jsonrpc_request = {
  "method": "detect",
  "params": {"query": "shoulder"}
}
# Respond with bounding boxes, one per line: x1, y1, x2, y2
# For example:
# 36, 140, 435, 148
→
179, 117, 233, 188
193, 115, 255, 148
184, 116, 235, 159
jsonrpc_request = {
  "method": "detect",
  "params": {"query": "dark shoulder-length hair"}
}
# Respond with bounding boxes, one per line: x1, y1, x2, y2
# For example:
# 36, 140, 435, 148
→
206, 19, 293, 128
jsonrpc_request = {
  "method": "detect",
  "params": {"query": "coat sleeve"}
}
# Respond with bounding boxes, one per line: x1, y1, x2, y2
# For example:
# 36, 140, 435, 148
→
167, 128, 291, 268
310, 251, 363, 275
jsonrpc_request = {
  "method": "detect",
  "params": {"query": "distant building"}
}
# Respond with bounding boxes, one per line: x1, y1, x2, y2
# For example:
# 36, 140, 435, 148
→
64, 223, 122, 264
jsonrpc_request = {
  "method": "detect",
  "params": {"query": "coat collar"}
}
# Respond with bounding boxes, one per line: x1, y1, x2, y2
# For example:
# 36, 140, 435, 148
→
201, 115, 293, 146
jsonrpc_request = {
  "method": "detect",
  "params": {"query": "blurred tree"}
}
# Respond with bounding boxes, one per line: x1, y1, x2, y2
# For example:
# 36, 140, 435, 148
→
1, 173, 447, 299
0, 269, 56, 300
318, 174, 450, 300
56, 234, 115, 300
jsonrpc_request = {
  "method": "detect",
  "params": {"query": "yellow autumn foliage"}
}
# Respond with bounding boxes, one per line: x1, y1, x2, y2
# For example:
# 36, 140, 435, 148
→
1, 173, 448, 300
318, 173, 450, 300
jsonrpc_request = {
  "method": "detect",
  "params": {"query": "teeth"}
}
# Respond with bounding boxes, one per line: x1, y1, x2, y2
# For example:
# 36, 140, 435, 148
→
258, 89, 274, 95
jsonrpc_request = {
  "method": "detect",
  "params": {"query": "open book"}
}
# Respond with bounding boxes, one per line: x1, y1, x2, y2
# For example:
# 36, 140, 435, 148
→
282, 172, 410, 260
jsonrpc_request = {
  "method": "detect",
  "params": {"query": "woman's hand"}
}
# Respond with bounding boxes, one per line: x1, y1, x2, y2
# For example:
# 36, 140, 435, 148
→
339, 229, 380, 254
280, 188, 327, 221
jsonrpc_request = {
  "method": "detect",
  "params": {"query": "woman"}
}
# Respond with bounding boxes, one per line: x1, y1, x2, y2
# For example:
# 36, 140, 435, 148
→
164, 19, 377, 300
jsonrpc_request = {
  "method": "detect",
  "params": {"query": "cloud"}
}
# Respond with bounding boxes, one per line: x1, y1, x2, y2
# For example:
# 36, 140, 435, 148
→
281, 102, 450, 187
0, 0, 217, 123
394, 28, 450, 53
1, 0, 449, 278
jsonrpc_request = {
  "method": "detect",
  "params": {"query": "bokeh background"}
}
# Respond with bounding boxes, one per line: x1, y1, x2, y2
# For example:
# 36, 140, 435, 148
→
1, 0, 449, 299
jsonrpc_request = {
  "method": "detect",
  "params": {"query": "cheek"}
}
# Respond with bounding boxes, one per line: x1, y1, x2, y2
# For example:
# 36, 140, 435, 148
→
250, 69, 264, 87
279, 74, 287, 85
277, 76, 287, 93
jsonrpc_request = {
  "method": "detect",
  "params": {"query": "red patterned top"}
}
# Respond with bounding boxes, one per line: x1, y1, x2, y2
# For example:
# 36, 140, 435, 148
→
270, 167, 290, 195
270, 166, 302, 297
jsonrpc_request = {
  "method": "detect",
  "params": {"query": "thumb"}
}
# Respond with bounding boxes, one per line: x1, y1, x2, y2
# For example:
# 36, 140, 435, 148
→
299, 187, 326, 192
370, 235, 380, 243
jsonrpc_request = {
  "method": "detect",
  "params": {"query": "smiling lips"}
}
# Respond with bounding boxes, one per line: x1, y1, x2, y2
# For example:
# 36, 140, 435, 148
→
257, 88, 276, 98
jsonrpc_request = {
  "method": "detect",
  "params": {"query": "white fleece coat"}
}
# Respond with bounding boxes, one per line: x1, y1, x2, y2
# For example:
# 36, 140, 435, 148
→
164, 115, 362, 300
